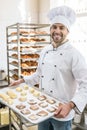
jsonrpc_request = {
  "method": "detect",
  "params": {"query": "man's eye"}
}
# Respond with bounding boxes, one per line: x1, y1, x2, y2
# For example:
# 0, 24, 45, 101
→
60, 27, 65, 30
51, 25, 57, 29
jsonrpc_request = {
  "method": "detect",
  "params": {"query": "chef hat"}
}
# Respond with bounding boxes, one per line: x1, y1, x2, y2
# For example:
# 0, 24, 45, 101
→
47, 6, 76, 31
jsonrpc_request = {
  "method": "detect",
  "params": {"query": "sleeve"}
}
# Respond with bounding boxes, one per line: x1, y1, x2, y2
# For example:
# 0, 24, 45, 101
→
71, 52, 87, 113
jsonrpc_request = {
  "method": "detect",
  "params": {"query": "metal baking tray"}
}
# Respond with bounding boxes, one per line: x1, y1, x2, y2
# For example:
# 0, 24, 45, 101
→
0, 83, 60, 124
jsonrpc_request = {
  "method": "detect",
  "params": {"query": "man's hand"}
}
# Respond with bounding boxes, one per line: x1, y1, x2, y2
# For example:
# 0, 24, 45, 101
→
54, 102, 75, 118
9, 78, 24, 86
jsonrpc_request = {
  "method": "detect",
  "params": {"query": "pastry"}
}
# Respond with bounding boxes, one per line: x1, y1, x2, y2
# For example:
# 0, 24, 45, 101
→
0, 93, 10, 102
38, 95, 47, 101
23, 85, 29, 90
16, 87, 22, 92
19, 96, 27, 102
30, 105, 39, 110
20, 91, 27, 96
11, 32, 17, 35
47, 107, 56, 113
6, 90, 17, 99
7, 99, 14, 105
46, 99, 56, 104
37, 110, 48, 116
29, 87, 35, 93
33, 90, 40, 97
28, 99, 37, 105
28, 114, 38, 120
21, 109, 31, 115
16, 104, 26, 109
38, 102, 48, 108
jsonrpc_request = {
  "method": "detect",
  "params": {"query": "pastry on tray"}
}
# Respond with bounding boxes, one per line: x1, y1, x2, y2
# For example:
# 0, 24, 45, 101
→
33, 90, 40, 97
23, 85, 29, 90
46, 99, 56, 104
16, 104, 26, 109
16, 87, 22, 92
19, 96, 27, 102
37, 110, 48, 116
38, 102, 48, 108
30, 105, 39, 110
20, 91, 27, 96
28, 114, 38, 120
27, 99, 37, 105
0, 93, 13, 104
38, 95, 47, 101
29, 87, 35, 93
47, 107, 56, 113
6, 90, 17, 99
21, 109, 31, 115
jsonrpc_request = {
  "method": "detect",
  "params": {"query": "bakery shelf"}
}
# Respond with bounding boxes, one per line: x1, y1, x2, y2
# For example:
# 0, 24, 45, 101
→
73, 122, 87, 130
6, 23, 50, 82
0, 124, 9, 128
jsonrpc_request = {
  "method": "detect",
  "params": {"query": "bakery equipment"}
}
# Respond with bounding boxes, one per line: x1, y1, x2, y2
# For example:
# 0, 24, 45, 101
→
0, 70, 6, 81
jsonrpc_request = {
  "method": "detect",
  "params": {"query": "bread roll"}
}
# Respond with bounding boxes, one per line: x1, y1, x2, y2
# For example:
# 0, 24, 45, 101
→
16, 87, 22, 92
6, 90, 17, 99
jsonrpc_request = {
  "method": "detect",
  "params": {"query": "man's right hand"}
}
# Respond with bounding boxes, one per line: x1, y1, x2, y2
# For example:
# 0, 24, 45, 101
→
9, 78, 25, 86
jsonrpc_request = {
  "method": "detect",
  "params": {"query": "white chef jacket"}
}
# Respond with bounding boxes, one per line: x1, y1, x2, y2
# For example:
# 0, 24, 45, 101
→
24, 41, 87, 121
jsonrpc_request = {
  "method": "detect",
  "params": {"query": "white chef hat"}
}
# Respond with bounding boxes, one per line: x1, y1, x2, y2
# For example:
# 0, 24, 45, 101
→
47, 6, 76, 31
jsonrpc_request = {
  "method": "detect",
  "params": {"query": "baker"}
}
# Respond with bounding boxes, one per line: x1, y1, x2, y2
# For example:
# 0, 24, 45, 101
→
10, 5, 87, 130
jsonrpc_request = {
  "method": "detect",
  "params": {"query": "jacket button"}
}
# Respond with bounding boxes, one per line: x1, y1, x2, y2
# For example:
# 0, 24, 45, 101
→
50, 90, 53, 93
42, 62, 44, 65
52, 78, 54, 80
60, 53, 63, 55
41, 75, 44, 78
42, 88, 44, 90
54, 65, 57, 67
46, 51, 48, 53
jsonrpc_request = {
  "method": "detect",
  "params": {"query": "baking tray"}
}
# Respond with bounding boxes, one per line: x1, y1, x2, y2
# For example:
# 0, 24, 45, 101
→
0, 83, 60, 124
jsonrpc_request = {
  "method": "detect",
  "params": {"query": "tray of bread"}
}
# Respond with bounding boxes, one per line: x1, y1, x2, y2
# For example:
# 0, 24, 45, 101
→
0, 83, 60, 124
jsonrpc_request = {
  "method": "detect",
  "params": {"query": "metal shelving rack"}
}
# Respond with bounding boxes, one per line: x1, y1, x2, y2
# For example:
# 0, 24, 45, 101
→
8, 108, 35, 130
6, 23, 50, 84
73, 105, 87, 130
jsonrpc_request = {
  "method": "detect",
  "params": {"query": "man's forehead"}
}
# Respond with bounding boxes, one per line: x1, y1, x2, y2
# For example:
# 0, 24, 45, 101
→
52, 23, 65, 27
50, 23, 66, 29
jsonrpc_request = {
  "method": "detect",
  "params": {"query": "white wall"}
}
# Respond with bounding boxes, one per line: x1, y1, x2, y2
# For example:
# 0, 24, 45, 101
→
0, 0, 39, 72
38, 0, 50, 24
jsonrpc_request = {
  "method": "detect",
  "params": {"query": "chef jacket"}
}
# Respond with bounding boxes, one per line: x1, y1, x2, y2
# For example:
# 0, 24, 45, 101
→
24, 41, 87, 121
